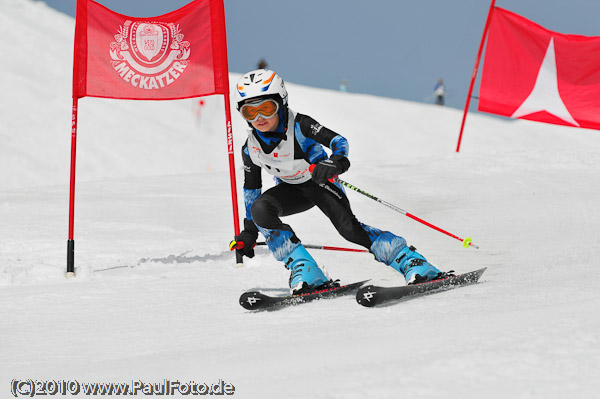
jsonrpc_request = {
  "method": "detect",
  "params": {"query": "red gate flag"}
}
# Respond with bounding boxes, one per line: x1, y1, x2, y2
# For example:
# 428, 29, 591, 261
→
73, 0, 229, 100
478, 7, 600, 130
68, 0, 242, 275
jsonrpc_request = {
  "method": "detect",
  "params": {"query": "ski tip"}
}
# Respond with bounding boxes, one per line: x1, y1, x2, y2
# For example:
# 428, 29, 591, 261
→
473, 267, 487, 278
239, 291, 263, 310
356, 285, 378, 307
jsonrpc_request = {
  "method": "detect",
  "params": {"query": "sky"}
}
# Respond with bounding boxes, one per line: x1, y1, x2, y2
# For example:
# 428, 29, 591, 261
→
40, 0, 600, 109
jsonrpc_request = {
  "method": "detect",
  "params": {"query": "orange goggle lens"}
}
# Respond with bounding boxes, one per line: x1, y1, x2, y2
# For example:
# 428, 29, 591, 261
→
240, 99, 279, 122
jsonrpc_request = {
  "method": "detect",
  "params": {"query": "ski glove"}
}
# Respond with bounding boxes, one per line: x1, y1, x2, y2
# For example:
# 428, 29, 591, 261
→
229, 218, 259, 258
310, 155, 350, 184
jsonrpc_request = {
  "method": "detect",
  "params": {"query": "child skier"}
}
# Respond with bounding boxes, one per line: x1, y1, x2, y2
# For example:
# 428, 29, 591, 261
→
229, 69, 447, 294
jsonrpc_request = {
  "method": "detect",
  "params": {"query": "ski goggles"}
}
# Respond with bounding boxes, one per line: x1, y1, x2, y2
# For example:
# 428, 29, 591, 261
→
239, 99, 279, 122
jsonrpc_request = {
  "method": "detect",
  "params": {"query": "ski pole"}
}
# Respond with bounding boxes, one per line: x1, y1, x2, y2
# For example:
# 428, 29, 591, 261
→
256, 242, 369, 253
309, 165, 479, 249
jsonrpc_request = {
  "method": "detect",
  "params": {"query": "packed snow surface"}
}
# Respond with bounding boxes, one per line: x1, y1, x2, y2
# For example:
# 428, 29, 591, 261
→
1, 1, 599, 398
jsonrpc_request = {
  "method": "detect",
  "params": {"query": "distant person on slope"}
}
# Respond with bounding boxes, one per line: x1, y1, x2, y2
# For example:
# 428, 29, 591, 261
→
229, 69, 448, 294
434, 78, 446, 106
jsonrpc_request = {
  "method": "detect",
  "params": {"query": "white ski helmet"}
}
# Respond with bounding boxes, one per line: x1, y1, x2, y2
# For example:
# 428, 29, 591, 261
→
234, 69, 288, 110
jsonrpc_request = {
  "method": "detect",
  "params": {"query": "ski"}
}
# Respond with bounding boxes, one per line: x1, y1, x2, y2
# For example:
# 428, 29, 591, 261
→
240, 280, 369, 311
356, 268, 487, 307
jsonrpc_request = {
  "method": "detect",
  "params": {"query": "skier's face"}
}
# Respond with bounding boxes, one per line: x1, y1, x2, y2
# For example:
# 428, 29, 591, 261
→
251, 113, 279, 132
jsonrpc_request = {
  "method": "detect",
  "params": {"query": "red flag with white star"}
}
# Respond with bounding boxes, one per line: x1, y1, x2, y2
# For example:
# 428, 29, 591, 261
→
478, 7, 600, 130
73, 0, 229, 100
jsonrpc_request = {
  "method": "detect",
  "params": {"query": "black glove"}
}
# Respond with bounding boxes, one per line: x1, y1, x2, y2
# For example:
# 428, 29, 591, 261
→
311, 156, 350, 184
229, 219, 259, 258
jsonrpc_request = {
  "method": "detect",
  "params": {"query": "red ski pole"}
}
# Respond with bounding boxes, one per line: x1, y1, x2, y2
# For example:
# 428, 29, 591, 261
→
256, 242, 369, 253
309, 165, 479, 249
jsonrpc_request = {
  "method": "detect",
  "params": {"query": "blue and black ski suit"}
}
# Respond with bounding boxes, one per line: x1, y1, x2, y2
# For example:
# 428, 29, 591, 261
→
241, 107, 407, 265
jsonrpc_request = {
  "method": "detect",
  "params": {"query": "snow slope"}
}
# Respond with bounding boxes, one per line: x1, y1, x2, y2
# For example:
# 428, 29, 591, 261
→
1, 1, 599, 398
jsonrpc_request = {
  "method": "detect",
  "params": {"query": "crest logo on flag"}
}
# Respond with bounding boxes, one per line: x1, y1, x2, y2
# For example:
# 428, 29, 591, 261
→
134, 23, 166, 62
109, 20, 191, 90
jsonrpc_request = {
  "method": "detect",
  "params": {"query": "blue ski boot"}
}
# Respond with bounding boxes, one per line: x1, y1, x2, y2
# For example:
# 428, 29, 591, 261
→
390, 246, 442, 284
284, 245, 331, 294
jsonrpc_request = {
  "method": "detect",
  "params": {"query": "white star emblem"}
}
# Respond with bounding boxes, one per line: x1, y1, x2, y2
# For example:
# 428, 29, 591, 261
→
511, 38, 579, 127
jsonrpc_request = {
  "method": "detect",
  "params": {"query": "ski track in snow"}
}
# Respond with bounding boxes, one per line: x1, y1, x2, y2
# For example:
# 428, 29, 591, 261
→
1, 1, 600, 398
